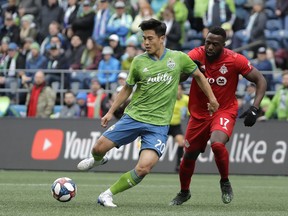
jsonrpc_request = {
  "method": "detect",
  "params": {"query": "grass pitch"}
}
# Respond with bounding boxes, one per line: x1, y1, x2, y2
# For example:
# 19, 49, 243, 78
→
0, 170, 287, 216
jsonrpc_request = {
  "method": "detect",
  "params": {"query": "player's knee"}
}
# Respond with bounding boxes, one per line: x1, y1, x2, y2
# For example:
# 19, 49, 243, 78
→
183, 151, 200, 160
91, 142, 106, 156
211, 143, 226, 155
135, 164, 152, 177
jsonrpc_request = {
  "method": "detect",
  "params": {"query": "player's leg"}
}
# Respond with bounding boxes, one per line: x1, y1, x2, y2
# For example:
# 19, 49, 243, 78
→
170, 125, 185, 172
77, 114, 139, 171
98, 121, 168, 207
210, 112, 236, 204
77, 135, 115, 170
170, 118, 211, 206
210, 131, 234, 204
98, 149, 159, 207
175, 134, 184, 172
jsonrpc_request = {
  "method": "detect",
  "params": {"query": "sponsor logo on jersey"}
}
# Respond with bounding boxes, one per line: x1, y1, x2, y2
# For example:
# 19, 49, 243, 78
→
167, 58, 176, 69
219, 64, 228, 74
147, 73, 172, 84
184, 139, 190, 148
216, 76, 227, 86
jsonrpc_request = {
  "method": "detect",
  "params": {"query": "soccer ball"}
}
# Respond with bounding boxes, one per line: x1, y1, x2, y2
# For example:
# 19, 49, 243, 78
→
51, 177, 77, 202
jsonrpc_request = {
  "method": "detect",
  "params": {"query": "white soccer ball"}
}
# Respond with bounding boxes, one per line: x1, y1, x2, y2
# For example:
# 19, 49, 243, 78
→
51, 177, 77, 202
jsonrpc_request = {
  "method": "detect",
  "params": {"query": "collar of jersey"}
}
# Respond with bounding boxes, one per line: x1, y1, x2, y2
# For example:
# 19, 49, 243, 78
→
148, 48, 167, 61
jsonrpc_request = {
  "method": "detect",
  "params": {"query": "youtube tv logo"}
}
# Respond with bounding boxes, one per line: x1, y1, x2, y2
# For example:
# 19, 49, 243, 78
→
31, 129, 64, 160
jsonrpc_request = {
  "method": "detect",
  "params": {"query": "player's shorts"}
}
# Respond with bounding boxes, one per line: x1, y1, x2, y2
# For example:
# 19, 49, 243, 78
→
185, 111, 237, 153
103, 114, 169, 157
168, 124, 183, 137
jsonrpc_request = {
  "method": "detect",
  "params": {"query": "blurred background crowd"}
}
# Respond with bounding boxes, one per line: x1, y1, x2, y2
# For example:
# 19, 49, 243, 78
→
0, 0, 288, 121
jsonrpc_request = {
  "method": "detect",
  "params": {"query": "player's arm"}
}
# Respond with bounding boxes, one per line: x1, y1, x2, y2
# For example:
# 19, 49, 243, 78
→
180, 73, 190, 82
243, 67, 267, 109
101, 84, 133, 128
192, 69, 219, 113
239, 67, 267, 126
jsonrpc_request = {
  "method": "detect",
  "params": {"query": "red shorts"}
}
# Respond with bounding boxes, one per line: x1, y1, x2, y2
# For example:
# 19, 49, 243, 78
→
184, 111, 237, 153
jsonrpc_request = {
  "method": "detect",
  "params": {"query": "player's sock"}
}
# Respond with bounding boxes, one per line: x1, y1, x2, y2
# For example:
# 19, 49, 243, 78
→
211, 142, 229, 181
179, 157, 196, 191
92, 154, 103, 162
109, 169, 143, 195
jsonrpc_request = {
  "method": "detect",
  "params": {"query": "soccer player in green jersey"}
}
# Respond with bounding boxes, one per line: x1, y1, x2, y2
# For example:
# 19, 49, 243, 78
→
77, 18, 219, 207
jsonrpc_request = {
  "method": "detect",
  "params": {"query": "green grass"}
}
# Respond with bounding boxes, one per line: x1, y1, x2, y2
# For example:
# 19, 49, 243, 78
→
0, 170, 287, 216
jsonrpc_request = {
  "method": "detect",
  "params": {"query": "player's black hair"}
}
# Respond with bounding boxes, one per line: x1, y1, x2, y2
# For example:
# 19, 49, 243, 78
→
138, 18, 167, 37
208, 26, 227, 40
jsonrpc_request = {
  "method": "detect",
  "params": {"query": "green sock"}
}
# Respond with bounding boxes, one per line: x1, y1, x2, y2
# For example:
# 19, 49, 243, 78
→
92, 154, 103, 162
110, 169, 143, 195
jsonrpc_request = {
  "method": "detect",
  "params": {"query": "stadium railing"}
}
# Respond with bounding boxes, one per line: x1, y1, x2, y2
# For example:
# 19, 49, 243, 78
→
0, 68, 281, 105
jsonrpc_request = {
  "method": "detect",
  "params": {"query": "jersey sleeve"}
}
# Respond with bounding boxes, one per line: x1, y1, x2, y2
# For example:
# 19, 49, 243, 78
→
126, 57, 139, 86
181, 52, 197, 75
187, 48, 201, 61
235, 53, 253, 76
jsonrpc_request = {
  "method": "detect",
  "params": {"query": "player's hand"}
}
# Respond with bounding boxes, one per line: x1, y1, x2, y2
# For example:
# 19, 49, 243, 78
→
101, 112, 113, 128
207, 100, 219, 115
239, 106, 259, 127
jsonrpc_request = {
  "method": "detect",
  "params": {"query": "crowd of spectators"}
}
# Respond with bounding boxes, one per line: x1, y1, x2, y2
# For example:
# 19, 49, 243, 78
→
0, 0, 287, 121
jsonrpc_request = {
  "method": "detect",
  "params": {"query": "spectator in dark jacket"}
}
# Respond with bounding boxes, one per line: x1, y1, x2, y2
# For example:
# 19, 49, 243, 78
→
275, 0, 288, 30
251, 47, 274, 91
161, 6, 182, 51
46, 43, 69, 88
0, 13, 20, 44
72, 0, 95, 44
63, 0, 80, 32
66, 35, 85, 70
18, 0, 43, 21
232, 1, 267, 57
37, 0, 64, 40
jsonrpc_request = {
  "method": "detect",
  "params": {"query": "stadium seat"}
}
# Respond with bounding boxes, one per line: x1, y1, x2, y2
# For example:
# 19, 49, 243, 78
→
264, 29, 273, 40
266, 19, 283, 31
0, 96, 10, 117
10, 105, 27, 117
266, 39, 282, 51
265, 0, 276, 10
185, 29, 203, 41
70, 82, 80, 94
270, 30, 288, 49
51, 81, 60, 92
53, 105, 62, 114
265, 8, 277, 19
182, 39, 202, 50
10, 80, 18, 94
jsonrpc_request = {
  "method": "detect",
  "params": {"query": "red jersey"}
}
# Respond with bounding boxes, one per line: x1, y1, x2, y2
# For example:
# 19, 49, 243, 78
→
187, 47, 253, 119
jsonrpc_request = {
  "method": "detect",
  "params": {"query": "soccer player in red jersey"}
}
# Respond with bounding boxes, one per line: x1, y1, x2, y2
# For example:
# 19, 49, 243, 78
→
170, 26, 267, 205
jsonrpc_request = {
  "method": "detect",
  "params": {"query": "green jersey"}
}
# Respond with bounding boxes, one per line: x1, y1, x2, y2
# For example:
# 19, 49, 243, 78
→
124, 49, 197, 125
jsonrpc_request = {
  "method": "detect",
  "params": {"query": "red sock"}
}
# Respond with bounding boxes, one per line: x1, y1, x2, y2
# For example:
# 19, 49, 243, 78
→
179, 157, 196, 191
211, 142, 229, 181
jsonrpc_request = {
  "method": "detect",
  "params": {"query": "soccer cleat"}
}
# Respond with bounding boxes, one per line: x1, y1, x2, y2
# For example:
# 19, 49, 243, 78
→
98, 192, 117, 208
169, 190, 191, 206
77, 156, 108, 171
220, 180, 234, 204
